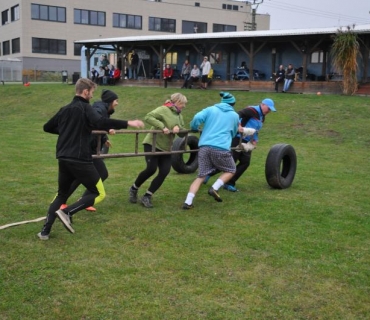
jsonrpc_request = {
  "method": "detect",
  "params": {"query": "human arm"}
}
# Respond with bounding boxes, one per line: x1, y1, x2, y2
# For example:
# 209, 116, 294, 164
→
43, 109, 61, 134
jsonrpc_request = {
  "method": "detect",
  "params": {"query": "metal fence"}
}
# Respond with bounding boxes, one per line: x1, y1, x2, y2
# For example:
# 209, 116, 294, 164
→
0, 59, 22, 82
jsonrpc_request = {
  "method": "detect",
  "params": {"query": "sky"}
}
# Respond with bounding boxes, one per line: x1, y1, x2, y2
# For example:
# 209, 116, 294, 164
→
250, 0, 370, 30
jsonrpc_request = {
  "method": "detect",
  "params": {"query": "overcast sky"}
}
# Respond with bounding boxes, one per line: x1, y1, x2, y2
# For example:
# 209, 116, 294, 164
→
253, 0, 370, 30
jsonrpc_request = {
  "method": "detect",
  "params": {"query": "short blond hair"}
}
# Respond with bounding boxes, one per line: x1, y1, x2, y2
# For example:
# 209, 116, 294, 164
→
170, 93, 188, 105
75, 78, 97, 94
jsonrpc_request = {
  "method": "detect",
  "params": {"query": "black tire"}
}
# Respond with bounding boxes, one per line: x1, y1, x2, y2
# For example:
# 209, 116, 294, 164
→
171, 136, 199, 174
265, 143, 297, 189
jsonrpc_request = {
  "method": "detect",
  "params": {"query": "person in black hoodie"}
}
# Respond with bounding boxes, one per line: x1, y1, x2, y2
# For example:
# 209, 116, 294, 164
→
59, 89, 121, 213
38, 79, 144, 240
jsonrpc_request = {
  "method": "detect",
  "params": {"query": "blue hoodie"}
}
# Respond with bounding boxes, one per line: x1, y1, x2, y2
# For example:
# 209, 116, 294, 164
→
190, 102, 239, 151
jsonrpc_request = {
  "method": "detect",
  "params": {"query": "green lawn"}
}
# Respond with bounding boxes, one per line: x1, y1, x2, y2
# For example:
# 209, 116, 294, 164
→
0, 84, 369, 319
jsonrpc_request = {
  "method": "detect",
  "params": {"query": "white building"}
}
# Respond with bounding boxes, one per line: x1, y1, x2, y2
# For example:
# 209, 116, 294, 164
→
0, 0, 270, 80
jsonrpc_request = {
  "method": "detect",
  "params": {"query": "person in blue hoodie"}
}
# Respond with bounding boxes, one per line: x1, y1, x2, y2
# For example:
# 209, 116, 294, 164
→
182, 92, 240, 209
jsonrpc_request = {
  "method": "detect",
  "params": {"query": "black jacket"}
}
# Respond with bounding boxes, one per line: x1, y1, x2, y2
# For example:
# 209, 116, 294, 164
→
90, 100, 112, 154
44, 96, 128, 162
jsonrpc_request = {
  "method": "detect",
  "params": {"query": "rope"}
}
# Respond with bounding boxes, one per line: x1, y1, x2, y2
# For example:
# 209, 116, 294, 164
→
0, 216, 45, 230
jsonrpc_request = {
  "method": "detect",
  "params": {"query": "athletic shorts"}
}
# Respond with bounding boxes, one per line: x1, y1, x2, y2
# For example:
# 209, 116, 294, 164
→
197, 146, 236, 177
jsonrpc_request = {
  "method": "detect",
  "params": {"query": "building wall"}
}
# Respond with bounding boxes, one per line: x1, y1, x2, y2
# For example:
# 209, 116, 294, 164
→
0, 0, 269, 77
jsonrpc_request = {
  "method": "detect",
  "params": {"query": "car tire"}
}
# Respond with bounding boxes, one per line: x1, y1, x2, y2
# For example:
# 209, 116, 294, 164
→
265, 143, 297, 189
171, 136, 199, 174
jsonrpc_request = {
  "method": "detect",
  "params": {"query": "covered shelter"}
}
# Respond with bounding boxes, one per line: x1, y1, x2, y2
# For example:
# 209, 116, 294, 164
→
76, 24, 370, 94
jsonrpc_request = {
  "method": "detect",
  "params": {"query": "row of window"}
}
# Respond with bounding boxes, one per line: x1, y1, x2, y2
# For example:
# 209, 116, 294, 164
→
1, 5, 20, 25
1, 38, 20, 55
29, 4, 236, 33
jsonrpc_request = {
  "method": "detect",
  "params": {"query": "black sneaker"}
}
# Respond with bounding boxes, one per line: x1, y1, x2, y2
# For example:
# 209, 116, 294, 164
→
208, 187, 223, 202
182, 203, 194, 210
56, 209, 75, 233
141, 195, 153, 208
129, 187, 138, 203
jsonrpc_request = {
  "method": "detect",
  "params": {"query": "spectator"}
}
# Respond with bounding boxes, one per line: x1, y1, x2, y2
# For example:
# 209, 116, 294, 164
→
130, 50, 139, 80
97, 66, 105, 85
200, 56, 211, 89
273, 64, 285, 92
180, 59, 191, 88
109, 66, 121, 85
129, 93, 188, 208
163, 64, 173, 88
100, 54, 109, 68
103, 66, 110, 85
90, 68, 98, 83
282, 64, 295, 93
187, 64, 200, 89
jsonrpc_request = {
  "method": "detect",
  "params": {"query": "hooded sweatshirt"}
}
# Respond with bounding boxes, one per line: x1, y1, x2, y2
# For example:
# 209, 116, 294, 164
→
191, 102, 239, 151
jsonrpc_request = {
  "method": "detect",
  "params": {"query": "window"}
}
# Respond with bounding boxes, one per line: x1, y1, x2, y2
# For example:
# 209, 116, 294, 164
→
74, 43, 83, 56
31, 4, 66, 22
11, 5, 20, 21
311, 50, 324, 63
213, 23, 236, 32
3, 40, 10, 55
165, 52, 177, 65
12, 38, 20, 54
149, 17, 176, 33
32, 37, 66, 55
210, 52, 222, 64
113, 13, 142, 29
2, 9, 9, 25
195, 2, 200, 6
182, 20, 207, 34
74, 9, 105, 26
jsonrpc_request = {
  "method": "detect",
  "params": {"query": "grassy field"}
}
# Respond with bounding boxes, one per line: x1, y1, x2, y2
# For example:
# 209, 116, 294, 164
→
0, 83, 369, 319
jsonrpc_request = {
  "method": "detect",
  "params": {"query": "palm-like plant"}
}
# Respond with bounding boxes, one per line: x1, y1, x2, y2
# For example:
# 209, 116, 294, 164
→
330, 25, 360, 95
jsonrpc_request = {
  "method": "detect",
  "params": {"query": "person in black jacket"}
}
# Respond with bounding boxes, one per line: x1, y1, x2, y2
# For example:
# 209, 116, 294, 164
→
37, 79, 144, 240
273, 64, 285, 92
59, 89, 121, 213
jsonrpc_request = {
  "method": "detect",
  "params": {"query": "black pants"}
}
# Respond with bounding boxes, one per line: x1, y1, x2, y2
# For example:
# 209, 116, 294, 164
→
65, 158, 108, 200
134, 144, 172, 194
227, 139, 252, 186
275, 78, 284, 91
42, 159, 105, 234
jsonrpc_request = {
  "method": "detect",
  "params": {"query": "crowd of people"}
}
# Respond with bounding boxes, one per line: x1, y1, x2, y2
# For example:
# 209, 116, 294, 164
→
37, 77, 276, 240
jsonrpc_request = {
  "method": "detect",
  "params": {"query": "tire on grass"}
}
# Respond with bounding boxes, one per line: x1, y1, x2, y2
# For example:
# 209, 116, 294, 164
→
171, 136, 199, 174
265, 143, 297, 189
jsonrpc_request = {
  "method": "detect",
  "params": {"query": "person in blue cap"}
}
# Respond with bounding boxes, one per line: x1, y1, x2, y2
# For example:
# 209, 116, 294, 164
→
221, 98, 276, 191
182, 92, 240, 209
203, 98, 276, 191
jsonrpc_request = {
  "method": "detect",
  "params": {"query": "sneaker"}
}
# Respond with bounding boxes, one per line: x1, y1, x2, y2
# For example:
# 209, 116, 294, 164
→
129, 187, 138, 203
182, 203, 194, 210
141, 195, 153, 208
55, 209, 75, 234
208, 187, 223, 202
85, 206, 96, 212
60, 204, 68, 210
37, 232, 49, 240
223, 184, 239, 192
203, 175, 210, 184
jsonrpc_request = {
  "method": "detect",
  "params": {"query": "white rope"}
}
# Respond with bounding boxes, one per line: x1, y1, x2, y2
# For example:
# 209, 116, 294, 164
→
0, 216, 45, 230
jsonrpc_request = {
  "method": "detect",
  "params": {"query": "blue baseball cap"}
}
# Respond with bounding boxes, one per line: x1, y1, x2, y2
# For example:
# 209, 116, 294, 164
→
262, 98, 276, 112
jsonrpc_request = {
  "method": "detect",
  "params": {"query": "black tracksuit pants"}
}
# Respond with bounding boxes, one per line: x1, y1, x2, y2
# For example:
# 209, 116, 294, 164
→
42, 159, 105, 234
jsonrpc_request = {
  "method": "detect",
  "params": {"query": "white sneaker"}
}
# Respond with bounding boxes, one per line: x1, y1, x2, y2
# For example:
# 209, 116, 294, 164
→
37, 232, 49, 240
56, 209, 75, 234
